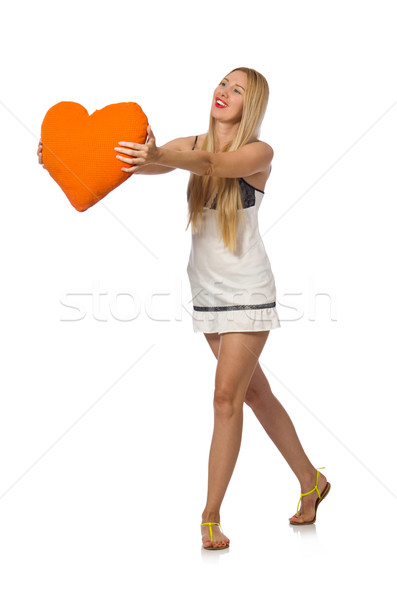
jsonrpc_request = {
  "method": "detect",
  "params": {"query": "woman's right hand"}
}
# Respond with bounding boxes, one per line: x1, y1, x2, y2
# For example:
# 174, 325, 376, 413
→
37, 138, 47, 169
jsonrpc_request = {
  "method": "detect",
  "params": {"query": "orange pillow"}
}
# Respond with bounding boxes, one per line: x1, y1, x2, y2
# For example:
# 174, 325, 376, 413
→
41, 101, 148, 211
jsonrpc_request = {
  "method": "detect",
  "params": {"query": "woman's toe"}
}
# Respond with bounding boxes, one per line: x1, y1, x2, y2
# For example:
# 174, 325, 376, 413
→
289, 515, 303, 523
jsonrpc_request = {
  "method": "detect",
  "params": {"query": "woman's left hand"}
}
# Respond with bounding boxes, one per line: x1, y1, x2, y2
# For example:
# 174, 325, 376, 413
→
114, 125, 159, 173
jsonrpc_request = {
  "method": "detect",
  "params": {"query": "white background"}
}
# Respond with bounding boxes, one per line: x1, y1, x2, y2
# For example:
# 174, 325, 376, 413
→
0, 0, 396, 597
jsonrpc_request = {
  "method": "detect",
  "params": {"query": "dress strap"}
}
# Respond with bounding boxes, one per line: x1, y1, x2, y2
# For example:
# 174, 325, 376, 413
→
192, 135, 198, 151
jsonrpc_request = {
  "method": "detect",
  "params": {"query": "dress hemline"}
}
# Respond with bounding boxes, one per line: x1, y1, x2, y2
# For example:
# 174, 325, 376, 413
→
191, 306, 281, 334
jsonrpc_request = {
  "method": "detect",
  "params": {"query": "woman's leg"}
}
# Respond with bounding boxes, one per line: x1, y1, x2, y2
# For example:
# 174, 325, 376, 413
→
203, 332, 329, 525
201, 330, 270, 548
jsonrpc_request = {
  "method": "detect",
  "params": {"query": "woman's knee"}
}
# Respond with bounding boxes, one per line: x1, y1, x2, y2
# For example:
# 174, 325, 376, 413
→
244, 366, 273, 407
244, 387, 260, 406
213, 386, 244, 414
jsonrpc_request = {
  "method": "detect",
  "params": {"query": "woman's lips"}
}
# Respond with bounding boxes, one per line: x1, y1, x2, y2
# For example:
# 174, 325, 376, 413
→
215, 97, 228, 108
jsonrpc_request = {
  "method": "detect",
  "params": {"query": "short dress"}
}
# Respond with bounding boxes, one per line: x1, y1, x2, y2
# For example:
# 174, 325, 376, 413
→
186, 135, 281, 334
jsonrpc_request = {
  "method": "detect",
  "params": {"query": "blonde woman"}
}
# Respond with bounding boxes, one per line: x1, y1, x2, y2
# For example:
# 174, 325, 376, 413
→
37, 67, 331, 549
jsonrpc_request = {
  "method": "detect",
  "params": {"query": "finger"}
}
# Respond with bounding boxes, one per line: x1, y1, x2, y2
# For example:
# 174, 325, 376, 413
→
117, 141, 144, 150
115, 154, 144, 165
147, 125, 155, 142
115, 154, 133, 165
114, 146, 141, 156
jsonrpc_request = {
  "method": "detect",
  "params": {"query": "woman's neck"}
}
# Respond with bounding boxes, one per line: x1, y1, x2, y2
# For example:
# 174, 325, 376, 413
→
214, 121, 240, 152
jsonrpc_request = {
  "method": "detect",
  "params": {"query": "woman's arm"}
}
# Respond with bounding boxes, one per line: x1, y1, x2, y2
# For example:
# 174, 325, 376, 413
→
118, 135, 196, 175
115, 128, 211, 176
156, 141, 274, 178
116, 127, 273, 178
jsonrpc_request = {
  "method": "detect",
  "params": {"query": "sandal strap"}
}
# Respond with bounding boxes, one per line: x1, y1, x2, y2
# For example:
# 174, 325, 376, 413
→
200, 522, 223, 542
296, 467, 325, 517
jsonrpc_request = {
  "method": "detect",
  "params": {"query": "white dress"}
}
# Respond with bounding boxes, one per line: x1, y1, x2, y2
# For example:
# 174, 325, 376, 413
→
186, 138, 281, 334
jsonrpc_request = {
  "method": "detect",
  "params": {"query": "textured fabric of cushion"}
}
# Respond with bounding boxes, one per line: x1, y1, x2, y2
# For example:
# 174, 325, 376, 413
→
41, 101, 148, 211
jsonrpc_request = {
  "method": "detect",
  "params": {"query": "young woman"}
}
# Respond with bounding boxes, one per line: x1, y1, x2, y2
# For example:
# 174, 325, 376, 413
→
37, 67, 331, 550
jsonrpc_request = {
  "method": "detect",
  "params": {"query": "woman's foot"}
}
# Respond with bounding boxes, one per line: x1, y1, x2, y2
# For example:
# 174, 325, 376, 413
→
289, 470, 328, 524
201, 515, 230, 549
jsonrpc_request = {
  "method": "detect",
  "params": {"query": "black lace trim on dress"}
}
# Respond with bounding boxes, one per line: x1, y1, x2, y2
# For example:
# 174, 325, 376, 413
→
193, 301, 276, 312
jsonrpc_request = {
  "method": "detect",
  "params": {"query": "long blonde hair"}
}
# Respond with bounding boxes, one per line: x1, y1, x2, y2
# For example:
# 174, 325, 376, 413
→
186, 67, 270, 253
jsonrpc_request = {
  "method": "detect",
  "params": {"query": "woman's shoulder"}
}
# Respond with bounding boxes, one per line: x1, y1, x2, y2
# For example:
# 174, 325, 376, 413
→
190, 133, 206, 151
181, 134, 204, 151
168, 134, 272, 154
160, 134, 205, 152
248, 138, 274, 154
241, 140, 273, 192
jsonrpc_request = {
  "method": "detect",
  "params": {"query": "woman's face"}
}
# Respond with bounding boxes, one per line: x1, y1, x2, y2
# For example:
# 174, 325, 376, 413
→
211, 70, 247, 124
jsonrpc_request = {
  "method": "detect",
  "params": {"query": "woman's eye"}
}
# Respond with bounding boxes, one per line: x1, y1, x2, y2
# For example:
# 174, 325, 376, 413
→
220, 82, 226, 86
234, 89, 240, 94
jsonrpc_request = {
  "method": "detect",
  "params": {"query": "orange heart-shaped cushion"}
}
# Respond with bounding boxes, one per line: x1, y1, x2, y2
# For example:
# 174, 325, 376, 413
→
41, 101, 148, 211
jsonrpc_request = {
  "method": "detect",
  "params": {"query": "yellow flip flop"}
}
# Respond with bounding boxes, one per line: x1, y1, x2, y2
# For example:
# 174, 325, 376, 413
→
290, 467, 331, 525
200, 522, 229, 550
